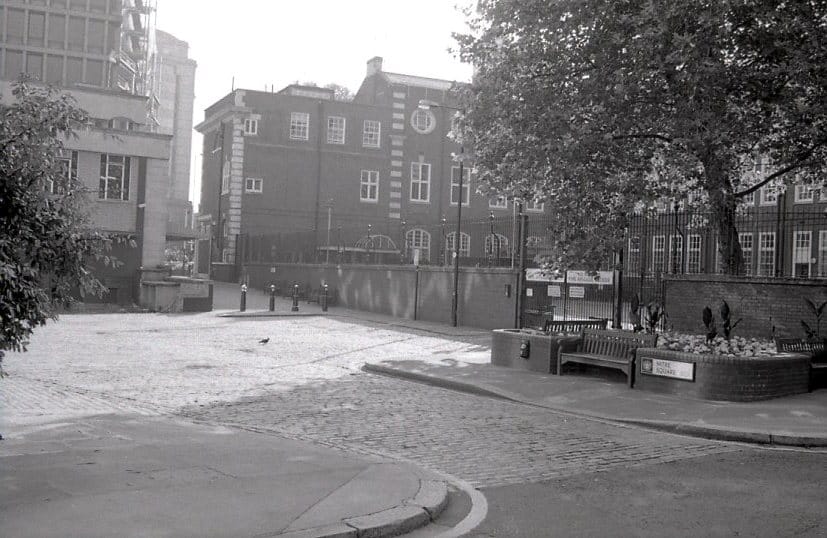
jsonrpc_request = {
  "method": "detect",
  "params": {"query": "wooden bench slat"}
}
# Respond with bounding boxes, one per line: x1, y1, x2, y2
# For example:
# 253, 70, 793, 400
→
557, 329, 657, 388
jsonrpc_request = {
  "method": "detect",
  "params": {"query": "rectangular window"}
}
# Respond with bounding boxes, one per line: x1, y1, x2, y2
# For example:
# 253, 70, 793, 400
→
739, 233, 753, 276
85, 59, 103, 85
794, 184, 815, 204
67, 17, 85, 51
289, 113, 308, 140
99, 154, 130, 201
819, 231, 827, 278
758, 232, 776, 276
26, 53, 43, 80
525, 199, 545, 212
669, 235, 683, 273
360, 170, 379, 202
48, 14, 66, 49
651, 235, 666, 273
740, 191, 755, 207
760, 185, 778, 205
7, 9, 25, 45
410, 162, 430, 202
66, 56, 82, 84
450, 166, 470, 206
87, 19, 105, 54
363, 120, 381, 148
46, 55, 63, 84
243, 118, 258, 136
48, 150, 78, 194
792, 230, 812, 277
28, 11, 46, 47
221, 161, 229, 194
244, 177, 263, 193
687, 235, 702, 274
627, 236, 641, 274
327, 116, 345, 144
489, 196, 507, 209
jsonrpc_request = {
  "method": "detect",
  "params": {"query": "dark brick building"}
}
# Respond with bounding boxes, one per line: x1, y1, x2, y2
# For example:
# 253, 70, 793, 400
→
195, 57, 543, 268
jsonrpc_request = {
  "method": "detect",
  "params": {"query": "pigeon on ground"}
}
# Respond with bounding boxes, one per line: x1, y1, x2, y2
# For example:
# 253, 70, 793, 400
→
259, 337, 270, 344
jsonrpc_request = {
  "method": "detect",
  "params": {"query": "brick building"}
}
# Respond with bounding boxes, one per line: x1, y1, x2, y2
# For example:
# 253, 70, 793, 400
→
196, 57, 544, 271
0, 0, 198, 303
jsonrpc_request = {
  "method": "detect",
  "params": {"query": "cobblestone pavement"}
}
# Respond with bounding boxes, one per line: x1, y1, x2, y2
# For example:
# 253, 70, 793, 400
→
181, 372, 741, 489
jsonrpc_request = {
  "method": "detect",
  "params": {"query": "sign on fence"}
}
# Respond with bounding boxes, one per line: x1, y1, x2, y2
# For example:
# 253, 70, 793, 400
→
525, 269, 613, 285
568, 286, 585, 298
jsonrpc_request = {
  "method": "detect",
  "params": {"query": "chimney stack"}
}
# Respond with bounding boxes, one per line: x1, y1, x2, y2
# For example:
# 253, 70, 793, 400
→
366, 56, 383, 76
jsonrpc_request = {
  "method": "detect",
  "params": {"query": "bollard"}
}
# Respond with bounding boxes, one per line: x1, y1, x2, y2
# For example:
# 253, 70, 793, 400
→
269, 284, 276, 311
291, 284, 299, 312
240, 284, 247, 312
321, 284, 329, 312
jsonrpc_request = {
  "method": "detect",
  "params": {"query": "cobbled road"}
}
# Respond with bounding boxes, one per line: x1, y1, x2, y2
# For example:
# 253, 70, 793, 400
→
181, 372, 739, 489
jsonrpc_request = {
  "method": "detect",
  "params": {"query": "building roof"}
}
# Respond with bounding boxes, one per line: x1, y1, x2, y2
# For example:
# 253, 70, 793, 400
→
382, 72, 455, 91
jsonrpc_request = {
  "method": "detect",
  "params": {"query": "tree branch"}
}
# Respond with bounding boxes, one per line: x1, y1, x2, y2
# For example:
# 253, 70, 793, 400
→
612, 133, 674, 143
735, 139, 827, 198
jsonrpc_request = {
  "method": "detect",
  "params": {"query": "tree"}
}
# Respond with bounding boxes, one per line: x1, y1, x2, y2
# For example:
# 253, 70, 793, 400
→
1, 81, 120, 369
455, 0, 827, 272
324, 83, 354, 102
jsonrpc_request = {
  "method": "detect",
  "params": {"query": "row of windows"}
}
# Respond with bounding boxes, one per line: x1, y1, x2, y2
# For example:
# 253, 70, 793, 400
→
239, 167, 545, 211
2, 48, 109, 86
7, 0, 121, 12
242, 115, 382, 148
742, 184, 822, 205
627, 231, 827, 277
2, 8, 119, 54
45, 151, 131, 201
403, 229, 510, 263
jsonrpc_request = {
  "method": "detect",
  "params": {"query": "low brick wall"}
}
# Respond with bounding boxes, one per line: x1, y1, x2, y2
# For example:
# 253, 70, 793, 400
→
491, 330, 580, 374
635, 348, 810, 402
663, 275, 827, 339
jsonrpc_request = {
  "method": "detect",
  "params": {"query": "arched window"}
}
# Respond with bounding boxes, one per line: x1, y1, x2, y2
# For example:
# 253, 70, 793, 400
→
445, 232, 470, 258
485, 233, 509, 258
406, 229, 431, 263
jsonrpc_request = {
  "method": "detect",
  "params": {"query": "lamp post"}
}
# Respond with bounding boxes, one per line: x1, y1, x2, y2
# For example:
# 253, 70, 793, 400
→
441, 215, 447, 266
418, 99, 465, 327
399, 219, 407, 264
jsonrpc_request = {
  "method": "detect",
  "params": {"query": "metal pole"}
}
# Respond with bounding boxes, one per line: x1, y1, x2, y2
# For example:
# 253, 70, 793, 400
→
451, 147, 464, 327
269, 284, 276, 311
326, 204, 332, 265
240, 284, 247, 312
291, 284, 299, 312
322, 284, 329, 312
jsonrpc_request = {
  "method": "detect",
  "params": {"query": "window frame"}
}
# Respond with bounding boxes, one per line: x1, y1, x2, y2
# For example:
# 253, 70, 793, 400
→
450, 166, 471, 206
524, 199, 545, 212
362, 120, 381, 148
446, 231, 471, 258
489, 196, 508, 209
792, 229, 812, 277
360, 170, 379, 202
651, 235, 666, 273
243, 118, 258, 136
794, 184, 815, 204
244, 177, 263, 193
739, 232, 754, 276
405, 228, 431, 263
484, 233, 510, 258
326, 116, 345, 145
758, 231, 776, 276
410, 109, 435, 134
687, 234, 702, 274
99, 154, 131, 201
760, 185, 778, 205
410, 162, 431, 203
289, 112, 309, 140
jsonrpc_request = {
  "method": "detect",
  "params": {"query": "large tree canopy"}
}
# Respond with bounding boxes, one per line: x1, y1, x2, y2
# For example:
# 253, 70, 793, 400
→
1, 81, 118, 368
456, 0, 827, 272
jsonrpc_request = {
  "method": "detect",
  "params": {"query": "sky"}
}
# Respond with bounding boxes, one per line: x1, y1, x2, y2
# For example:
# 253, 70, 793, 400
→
153, 0, 476, 210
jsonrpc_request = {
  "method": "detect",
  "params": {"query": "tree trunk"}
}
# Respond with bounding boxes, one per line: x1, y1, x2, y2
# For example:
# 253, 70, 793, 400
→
704, 156, 745, 275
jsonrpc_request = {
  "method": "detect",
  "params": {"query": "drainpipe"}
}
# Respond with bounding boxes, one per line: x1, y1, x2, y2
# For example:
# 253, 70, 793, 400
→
313, 100, 324, 262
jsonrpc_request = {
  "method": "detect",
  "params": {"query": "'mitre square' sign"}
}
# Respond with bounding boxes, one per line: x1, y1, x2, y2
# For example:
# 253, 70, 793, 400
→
640, 357, 695, 381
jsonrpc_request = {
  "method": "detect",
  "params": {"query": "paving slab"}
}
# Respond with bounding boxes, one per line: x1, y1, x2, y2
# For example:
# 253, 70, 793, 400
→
0, 414, 447, 538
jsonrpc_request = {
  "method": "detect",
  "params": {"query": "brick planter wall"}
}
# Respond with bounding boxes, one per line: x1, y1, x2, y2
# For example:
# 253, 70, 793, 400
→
663, 275, 827, 339
491, 330, 580, 374
635, 348, 810, 402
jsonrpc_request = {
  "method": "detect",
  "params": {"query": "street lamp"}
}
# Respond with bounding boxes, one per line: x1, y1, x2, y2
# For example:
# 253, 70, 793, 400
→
418, 99, 465, 327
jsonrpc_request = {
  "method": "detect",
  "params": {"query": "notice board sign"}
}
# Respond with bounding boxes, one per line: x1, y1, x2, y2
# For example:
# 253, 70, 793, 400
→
640, 358, 695, 381
568, 286, 585, 299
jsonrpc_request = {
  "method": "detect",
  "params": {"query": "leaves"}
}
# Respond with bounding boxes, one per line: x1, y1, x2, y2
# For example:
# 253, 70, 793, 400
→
1, 80, 111, 364
456, 0, 827, 272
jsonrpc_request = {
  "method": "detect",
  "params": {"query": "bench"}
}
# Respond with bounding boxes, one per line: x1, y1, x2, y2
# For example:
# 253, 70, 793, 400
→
557, 329, 658, 388
776, 338, 827, 391
522, 308, 554, 330
544, 318, 608, 334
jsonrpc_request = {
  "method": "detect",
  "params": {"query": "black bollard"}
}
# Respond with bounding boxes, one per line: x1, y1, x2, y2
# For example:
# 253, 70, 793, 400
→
269, 284, 276, 312
291, 284, 299, 312
240, 284, 247, 312
321, 284, 329, 312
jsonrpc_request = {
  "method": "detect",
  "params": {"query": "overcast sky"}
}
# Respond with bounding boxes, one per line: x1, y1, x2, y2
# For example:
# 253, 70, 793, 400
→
153, 0, 475, 209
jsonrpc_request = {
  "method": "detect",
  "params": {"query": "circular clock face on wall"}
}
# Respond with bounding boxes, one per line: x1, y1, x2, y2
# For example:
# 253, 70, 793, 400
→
410, 109, 436, 134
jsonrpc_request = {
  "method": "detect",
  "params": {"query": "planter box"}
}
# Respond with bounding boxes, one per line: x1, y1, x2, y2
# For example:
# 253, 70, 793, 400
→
635, 348, 811, 402
491, 329, 580, 374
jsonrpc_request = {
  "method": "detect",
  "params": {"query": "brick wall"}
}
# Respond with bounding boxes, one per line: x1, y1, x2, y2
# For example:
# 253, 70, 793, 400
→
663, 275, 827, 339
635, 348, 810, 401
243, 263, 518, 330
